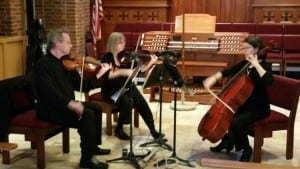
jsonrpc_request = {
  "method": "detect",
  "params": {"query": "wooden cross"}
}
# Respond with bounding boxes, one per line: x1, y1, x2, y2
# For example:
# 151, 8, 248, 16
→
105, 11, 113, 21
148, 11, 158, 21
133, 11, 143, 21
281, 11, 292, 22
264, 11, 274, 21
119, 11, 129, 21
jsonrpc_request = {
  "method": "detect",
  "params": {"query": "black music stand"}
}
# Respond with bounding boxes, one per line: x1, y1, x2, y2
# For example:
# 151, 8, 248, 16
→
107, 65, 150, 169
139, 63, 172, 151
153, 60, 195, 168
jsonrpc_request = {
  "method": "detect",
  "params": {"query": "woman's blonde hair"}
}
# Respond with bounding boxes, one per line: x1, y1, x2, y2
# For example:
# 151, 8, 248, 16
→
106, 32, 125, 52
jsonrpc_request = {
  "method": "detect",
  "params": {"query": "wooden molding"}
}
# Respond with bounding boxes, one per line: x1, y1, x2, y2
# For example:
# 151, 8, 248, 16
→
103, 1, 168, 8
253, 0, 300, 7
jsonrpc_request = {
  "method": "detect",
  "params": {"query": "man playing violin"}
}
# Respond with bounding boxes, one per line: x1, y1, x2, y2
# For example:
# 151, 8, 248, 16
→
34, 27, 110, 169
202, 36, 273, 162
100, 32, 164, 140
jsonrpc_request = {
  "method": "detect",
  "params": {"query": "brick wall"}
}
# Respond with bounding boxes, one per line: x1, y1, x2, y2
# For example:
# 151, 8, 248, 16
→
0, 0, 90, 55
0, 0, 23, 36
35, 0, 91, 55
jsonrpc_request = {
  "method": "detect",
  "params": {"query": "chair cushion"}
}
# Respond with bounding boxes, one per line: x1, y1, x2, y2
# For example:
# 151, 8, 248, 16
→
284, 53, 300, 59
89, 93, 107, 102
10, 109, 54, 129
255, 110, 288, 125
267, 52, 282, 59
89, 93, 118, 112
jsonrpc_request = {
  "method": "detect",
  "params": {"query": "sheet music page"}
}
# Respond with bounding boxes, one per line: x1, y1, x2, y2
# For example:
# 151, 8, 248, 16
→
110, 65, 142, 103
74, 91, 86, 102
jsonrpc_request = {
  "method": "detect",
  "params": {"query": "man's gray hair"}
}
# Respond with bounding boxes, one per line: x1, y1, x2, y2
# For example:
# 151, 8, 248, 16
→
46, 27, 69, 50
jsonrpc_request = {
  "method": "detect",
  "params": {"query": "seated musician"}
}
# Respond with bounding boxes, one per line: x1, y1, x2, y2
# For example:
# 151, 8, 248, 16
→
34, 27, 111, 169
202, 36, 273, 162
100, 32, 164, 140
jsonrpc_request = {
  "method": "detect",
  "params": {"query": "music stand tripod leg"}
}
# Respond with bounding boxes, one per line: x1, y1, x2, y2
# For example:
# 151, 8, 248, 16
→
107, 85, 149, 169
154, 87, 195, 168
139, 66, 173, 151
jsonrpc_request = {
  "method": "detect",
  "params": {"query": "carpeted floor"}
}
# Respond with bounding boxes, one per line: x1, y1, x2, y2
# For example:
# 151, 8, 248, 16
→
1, 93, 300, 169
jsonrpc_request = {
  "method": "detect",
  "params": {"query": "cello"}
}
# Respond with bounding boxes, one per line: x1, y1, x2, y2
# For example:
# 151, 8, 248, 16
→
198, 45, 271, 143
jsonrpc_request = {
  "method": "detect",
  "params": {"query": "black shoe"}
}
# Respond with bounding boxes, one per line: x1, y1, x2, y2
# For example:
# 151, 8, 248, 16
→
151, 130, 165, 140
239, 146, 252, 162
210, 142, 233, 153
210, 135, 233, 153
115, 129, 130, 140
80, 156, 109, 169
94, 147, 111, 155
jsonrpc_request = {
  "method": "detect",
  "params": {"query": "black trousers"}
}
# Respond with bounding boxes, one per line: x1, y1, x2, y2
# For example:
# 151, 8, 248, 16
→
229, 110, 256, 151
115, 85, 155, 132
76, 102, 102, 161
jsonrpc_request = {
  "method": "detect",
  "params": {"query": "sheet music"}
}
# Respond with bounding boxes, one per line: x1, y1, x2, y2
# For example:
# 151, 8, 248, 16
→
110, 65, 142, 103
74, 91, 86, 102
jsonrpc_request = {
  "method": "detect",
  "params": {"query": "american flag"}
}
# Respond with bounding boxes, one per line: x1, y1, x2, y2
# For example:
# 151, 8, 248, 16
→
92, 0, 104, 44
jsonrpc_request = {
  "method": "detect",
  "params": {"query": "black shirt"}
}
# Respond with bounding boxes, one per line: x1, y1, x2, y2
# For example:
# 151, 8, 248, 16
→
100, 52, 130, 100
221, 60, 273, 118
35, 53, 99, 124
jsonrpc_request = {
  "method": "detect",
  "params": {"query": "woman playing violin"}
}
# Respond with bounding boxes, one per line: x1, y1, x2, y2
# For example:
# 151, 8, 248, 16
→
203, 36, 273, 162
100, 32, 164, 140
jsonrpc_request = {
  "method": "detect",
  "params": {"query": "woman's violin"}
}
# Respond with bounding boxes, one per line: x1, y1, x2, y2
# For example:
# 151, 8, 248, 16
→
62, 53, 102, 72
118, 49, 180, 66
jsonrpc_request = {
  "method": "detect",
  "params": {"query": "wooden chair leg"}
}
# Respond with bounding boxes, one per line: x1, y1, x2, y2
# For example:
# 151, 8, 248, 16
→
1, 134, 11, 164
35, 135, 46, 169
286, 130, 294, 159
106, 111, 113, 136
62, 128, 70, 153
253, 136, 263, 162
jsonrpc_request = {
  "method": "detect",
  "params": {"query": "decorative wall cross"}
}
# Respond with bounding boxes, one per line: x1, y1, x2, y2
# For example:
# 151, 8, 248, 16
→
281, 11, 292, 22
148, 11, 159, 21
133, 11, 143, 21
119, 11, 129, 21
264, 11, 274, 21
105, 11, 113, 21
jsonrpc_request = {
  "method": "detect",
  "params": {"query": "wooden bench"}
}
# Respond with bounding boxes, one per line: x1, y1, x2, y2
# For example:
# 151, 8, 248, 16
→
200, 158, 299, 169
148, 61, 228, 104
0, 142, 17, 151
176, 61, 228, 77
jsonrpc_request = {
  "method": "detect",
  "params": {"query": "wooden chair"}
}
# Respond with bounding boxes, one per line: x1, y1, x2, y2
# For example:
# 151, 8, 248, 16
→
249, 74, 300, 162
0, 75, 70, 169
282, 35, 300, 76
257, 34, 284, 75
89, 92, 139, 136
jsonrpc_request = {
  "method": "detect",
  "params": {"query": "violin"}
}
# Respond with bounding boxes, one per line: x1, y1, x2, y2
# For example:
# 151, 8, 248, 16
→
118, 50, 180, 67
62, 53, 102, 72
